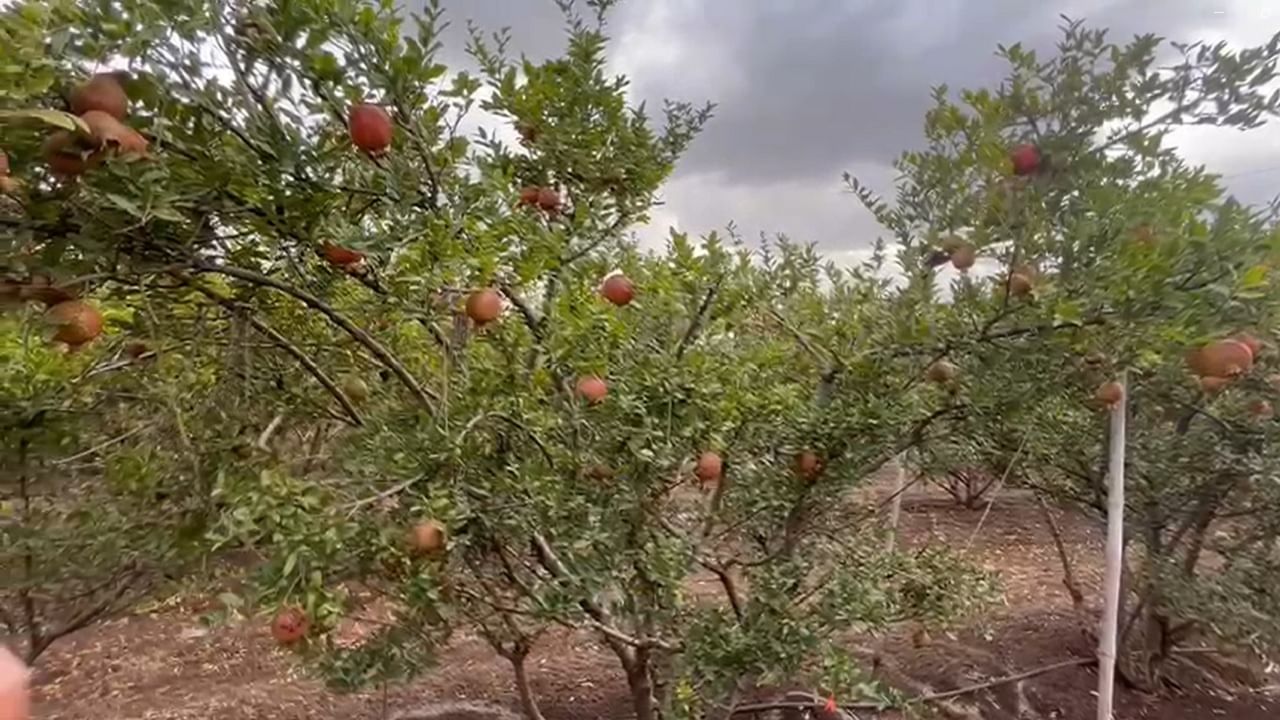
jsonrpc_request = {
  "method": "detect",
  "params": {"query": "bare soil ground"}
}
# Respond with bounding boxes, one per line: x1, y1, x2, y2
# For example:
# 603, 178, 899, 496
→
30, 480, 1279, 719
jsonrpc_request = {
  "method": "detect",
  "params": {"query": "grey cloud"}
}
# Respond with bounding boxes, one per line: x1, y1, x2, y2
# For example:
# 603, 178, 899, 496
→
617, 0, 1242, 185
408, 1, 1275, 254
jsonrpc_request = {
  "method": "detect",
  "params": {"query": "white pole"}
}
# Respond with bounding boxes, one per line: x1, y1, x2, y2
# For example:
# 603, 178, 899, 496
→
886, 451, 906, 553
1096, 370, 1127, 720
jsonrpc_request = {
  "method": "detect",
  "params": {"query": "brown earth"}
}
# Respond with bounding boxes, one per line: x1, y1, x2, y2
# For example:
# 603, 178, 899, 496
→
29, 481, 1279, 720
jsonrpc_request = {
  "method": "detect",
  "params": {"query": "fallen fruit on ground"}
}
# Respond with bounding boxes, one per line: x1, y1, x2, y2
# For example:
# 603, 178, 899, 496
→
793, 451, 824, 482
407, 520, 447, 556
925, 359, 958, 384
1187, 339, 1254, 378
465, 288, 503, 325
694, 451, 723, 484
950, 242, 977, 271
1010, 143, 1041, 176
44, 300, 104, 346
69, 73, 129, 120
0, 149, 8, 175
1095, 380, 1124, 407
270, 607, 309, 646
348, 103, 393, 154
576, 375, 608, 404
1248, 399, 1274, 421
341, 375, 370, 403
601, 273, 635, 306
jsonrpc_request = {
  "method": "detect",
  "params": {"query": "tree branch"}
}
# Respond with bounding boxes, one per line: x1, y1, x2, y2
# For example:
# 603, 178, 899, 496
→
674, 275, 725, 361
189, 282, 364, 426
190, 262, 437, 412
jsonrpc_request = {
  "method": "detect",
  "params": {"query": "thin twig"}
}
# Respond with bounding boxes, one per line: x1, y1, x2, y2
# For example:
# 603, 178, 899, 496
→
52, 423, 153, 466
255, 413, 286, 452
730, 657, 1096, 715
962, 432, 1029, 554
343, 477, 419, 517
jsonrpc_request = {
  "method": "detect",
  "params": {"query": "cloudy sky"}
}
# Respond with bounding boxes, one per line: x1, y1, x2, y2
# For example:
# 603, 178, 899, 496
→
422, 0, 1280, 265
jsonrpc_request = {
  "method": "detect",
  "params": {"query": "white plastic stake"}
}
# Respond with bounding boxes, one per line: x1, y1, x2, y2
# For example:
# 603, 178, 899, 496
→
885, 451, 906, 553
1096, 370, 1127, 720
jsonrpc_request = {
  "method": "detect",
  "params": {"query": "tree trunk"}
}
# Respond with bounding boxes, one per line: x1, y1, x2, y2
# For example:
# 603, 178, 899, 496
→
1036, 492, 1085, 611
509, 649, 547, 720
626, 647, 659, 720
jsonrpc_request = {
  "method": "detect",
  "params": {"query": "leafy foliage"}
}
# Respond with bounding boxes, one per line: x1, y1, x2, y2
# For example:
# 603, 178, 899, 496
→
4, 2, 1280, 718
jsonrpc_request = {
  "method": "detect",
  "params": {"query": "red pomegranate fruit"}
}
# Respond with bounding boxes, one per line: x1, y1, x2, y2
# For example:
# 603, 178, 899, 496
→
1187, 339, 1254, 379
1095, 381, 1123, 407
42, 131, 99, 177
694, 451, 723, 484
348, 103, 394, 154
320, 243, 365, 270
1232, 332, 1263, 360
536, 187, 561, 212
517, 186, 540, 207
576, 375, 608, 405
406, 520, 448, 557
1007, 271, 1033, 298
44, 300, 104, 346
80, 110, 148, 156
925, 359, 958, 384
465, 289, 503, 325
793, 451, 823, 482
601, 274, 635, 306
70, 73, 129, 120
1010, 143, 1041, 176
950, 243, 977, 271
270, 607, 309, 646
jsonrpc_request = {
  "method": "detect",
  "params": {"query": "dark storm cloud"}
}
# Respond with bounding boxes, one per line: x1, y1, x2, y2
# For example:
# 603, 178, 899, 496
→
613, 0, 1244, 184
408, 1, 1277, 253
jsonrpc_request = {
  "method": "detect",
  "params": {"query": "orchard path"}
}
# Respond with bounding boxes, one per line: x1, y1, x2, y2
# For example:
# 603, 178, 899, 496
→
29, 472, 1278, 720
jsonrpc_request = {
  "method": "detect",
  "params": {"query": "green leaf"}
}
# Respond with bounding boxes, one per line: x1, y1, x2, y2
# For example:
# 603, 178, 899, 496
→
104, 193, 144, 218
1240, 264, 1268, 289
0, 108, 91, 135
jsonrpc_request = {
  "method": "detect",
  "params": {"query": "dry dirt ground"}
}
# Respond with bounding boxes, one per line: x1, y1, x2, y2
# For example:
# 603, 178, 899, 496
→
30, 481, 1280, 720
